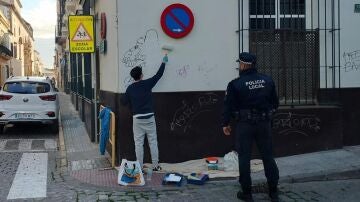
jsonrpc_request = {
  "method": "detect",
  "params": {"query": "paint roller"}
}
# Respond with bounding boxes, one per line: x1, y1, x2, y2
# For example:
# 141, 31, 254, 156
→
161, 44, 174, 54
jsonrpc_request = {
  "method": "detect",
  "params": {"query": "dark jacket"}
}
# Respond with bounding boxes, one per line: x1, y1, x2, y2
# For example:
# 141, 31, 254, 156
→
222, 68, 279, 126
121, 63, 166, 116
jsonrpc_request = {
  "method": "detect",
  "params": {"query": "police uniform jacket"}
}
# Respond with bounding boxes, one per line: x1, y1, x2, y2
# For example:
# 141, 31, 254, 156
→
222, 68, 279, 126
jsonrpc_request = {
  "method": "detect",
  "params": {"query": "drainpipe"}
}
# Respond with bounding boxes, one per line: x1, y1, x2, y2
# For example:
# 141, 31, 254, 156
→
116, 0, 120, 94
115, 0, 121, 162
90, 0, 98, 143
238, 0, 241, 58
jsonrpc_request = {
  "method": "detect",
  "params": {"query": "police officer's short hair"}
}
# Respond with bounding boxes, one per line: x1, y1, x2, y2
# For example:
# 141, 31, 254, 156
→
130, 66, 142, 80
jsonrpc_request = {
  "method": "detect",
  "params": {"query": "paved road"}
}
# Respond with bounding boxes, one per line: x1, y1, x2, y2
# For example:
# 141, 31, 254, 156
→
1, 123, 360, 202
63, 178, 359, 202
0, 124, 58, 202
45, 178, 360, 202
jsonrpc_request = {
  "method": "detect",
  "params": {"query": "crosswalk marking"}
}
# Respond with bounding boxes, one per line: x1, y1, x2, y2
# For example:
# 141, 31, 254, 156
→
18, 139, 32, 151
7, 153, 48, 200
0, 139, 57, 152
5, 140, 19, 150
0, 140, 6, 151
44, 139, 57, 150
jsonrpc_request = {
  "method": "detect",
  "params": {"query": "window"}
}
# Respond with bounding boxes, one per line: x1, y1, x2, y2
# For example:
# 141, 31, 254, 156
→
280, 18, 305, 30
248, 0, 318, 105
250, 18, 276, 30
3, 82, 50, 94
250, 0, 306, 30
250, 0, 276, 15
250, 0, 276, 30
5, 65, 9, 78
19, 43, 22, 60
280, 0, 305, 29
13, 43, 17, 58
10, 43, 13, 56
281, 0, 305, 15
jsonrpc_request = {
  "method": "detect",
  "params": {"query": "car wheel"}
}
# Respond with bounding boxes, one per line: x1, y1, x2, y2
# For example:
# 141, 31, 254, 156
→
0, 125, 4, 134
50, 120, 59, 134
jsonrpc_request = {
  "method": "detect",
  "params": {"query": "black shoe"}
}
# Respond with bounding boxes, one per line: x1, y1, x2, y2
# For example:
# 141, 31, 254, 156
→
269, 187, 279, 202
237, 190, 253, 202
153, 165, 162, 172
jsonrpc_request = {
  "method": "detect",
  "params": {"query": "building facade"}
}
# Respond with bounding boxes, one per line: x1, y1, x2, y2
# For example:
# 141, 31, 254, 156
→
59, 0, 360, 164
56, 0, 96, 140
0, 0, 35, 79
33, 50, 43, 76
0, 6, 11, 86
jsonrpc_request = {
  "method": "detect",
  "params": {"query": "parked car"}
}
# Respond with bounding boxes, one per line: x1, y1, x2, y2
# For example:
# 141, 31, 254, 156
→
0, 76, 60, 133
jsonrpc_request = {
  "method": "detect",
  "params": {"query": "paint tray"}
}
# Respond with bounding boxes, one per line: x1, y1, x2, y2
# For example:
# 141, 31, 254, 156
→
187, 173, 209, 185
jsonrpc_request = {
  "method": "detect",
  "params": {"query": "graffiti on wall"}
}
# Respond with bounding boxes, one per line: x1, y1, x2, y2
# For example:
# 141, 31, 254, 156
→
176, 65, 190, 78
122, 29, 160, 88
170, 93, 219, 133
272, 112, 321, 137
343, 50, 360, 72
173, 62, 217, 89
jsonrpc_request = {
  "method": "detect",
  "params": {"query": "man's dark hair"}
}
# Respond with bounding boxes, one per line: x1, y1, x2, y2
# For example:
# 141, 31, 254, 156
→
130, 66, 142, 81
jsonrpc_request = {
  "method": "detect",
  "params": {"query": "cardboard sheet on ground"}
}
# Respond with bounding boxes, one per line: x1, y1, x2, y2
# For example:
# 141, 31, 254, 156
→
145, 158, 264, 179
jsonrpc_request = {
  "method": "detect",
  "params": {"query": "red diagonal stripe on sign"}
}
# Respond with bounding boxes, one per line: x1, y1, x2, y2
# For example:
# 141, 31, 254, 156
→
168, 11, 187, 31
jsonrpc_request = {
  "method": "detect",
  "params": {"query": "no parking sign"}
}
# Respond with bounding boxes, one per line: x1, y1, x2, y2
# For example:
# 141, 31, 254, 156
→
161, 4, 195, 39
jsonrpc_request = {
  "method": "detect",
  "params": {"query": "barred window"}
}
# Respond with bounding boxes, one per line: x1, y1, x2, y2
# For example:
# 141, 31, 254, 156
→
250, 0, 306, 30
249, 0, 318, 105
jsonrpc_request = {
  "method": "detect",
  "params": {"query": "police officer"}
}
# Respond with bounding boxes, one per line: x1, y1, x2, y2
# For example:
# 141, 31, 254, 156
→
223, 52, 279, 202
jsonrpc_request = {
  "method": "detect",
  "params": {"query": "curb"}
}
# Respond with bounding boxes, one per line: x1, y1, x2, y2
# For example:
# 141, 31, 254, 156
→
278, 167, 360, 183
58, 111, 68, 173
250, 167, 360, 186
206, 167, 360, 187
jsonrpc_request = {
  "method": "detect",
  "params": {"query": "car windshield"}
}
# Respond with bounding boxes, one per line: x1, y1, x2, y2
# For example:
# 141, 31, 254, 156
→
3, 81, 51, 94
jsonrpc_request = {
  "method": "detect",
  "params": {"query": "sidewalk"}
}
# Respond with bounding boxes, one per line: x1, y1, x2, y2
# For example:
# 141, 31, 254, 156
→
58, 93, 360, 192
58, 94, 112, 176
253, 146, 360, 184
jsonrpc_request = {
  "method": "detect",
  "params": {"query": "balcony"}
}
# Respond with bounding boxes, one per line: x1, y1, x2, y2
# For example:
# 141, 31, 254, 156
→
0, 33, 12, 59
61, 26, 68, 38
56, 36, 67, 46
65, 0, 76, 12
62, 14, 68, 27
0, 45, 12, 60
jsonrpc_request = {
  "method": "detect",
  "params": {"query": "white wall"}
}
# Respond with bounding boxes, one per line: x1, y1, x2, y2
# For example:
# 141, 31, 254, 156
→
315, 0, 360, 88
95, 0, 119, 93
339, 0, 360, 87
117, 0, 239, 93
111, 0, 360, 92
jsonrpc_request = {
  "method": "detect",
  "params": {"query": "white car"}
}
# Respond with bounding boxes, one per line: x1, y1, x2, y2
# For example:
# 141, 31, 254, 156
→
0, 76, 60, 133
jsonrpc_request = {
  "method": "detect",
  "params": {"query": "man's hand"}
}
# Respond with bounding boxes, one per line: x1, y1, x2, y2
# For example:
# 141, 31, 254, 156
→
162, 55, 169, 63
223, 126, 232, 136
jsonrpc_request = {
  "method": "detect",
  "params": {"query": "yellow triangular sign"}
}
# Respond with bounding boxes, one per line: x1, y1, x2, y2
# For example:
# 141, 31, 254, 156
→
72, 23, 93, 41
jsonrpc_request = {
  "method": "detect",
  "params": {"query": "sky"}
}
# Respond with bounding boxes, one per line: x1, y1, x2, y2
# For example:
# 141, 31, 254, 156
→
22, 0, 56, 69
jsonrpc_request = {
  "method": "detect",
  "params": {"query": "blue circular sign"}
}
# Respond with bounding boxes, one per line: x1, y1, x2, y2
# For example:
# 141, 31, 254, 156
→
161, 4, 195, 39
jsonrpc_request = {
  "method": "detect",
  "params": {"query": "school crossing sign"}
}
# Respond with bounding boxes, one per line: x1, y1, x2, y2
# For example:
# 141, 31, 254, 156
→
69, 15, 95, 53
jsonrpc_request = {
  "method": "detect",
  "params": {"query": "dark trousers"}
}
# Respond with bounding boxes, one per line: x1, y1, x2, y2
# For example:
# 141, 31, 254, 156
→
236, 120, 279, 193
